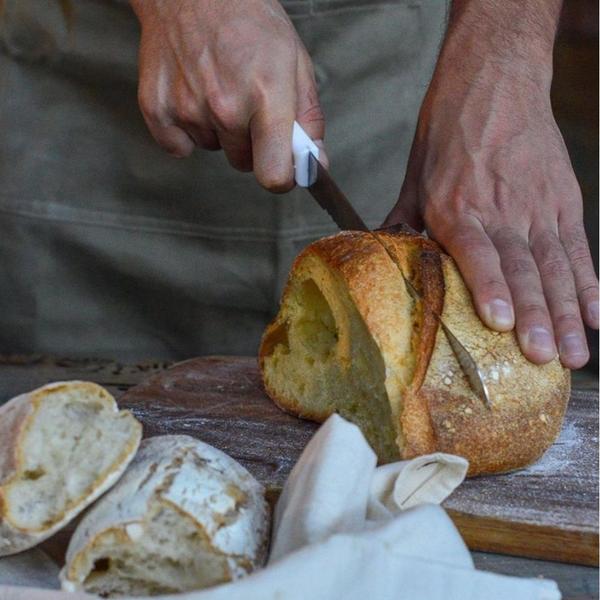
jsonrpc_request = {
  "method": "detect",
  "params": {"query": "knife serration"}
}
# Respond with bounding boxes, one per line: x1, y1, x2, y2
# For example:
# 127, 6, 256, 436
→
307, 153, 369, 232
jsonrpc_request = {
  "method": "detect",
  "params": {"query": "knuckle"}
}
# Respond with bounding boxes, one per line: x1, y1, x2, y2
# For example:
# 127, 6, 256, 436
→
165, 140, 193, 158
561, 222, 588, 250
262, 177, 293, 194
298, 96, 325, 125
448, 230, 488, 257
491, 226, 526, 249
138, 93, 165, 126
553, 311, 582, 330
206, 93, 243, 132
504, 257, 536, 277
577, 282, 600, 300
479, 279, 509, 297
538, 257, 571, 278
259, 166, 293, 193
567, 247, 593, 269
517, 303, 549, 322
448, 229, 474, 248
175, 95, 200, 125
166, 146, 191, 159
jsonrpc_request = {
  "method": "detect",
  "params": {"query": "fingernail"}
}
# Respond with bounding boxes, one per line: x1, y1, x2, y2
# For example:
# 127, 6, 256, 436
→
524, 327, 556, 358
587, 301, 599, 325
559, 333, 588, 360
485, 299, 514, 329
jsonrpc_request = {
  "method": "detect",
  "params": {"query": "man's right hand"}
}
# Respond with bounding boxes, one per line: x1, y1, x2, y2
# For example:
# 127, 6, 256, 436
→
130, 0, 325, 192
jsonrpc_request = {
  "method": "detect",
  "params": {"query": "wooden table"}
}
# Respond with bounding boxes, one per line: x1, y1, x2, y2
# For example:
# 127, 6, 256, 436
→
0, 355, 597, 600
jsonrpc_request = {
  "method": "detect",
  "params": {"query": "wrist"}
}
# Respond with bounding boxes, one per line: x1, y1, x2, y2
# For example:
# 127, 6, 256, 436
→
436, 0, 558, 96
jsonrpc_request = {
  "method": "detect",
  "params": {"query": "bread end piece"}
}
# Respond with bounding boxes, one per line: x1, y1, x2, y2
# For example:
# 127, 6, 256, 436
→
0, 381, 142, 556
60, 435, 270, 597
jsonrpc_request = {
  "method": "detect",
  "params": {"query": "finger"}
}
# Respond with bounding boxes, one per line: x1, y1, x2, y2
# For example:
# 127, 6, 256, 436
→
145, 122, 196, 158
491, 227, 557, 364
435, 217, 514, 332
296, 49, 327, 166
187, 127, 221, 151
560, 219, 600, 331
530, 227, 589, 368
138, 92, 195, 157
382, 173, 423, 231
250, 64, 296, 193
216, 127, 253, 172
381, 136, 424, 231
173, 92, 221, 151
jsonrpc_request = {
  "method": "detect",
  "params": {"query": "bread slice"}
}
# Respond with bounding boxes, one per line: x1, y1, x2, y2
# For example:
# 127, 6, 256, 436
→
259, 230, 570, 475
0, 381, 142, 556
60, 435, 270, 597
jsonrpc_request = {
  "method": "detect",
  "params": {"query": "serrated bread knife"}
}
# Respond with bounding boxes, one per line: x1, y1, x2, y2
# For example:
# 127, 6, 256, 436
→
291, 121, 491, 408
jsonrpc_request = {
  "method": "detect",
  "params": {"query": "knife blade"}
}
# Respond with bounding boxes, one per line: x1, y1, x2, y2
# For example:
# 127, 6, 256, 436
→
292, 121, 491, 408
306, 153, 369, 231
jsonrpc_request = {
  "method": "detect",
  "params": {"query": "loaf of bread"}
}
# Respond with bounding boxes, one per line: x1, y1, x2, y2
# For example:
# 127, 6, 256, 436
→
260, 229, 570, 475
0, 381, 142, 556
60, 435, 270, 597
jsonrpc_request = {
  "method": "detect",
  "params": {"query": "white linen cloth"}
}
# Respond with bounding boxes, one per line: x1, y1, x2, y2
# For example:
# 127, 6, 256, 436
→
0, 414, 561, 600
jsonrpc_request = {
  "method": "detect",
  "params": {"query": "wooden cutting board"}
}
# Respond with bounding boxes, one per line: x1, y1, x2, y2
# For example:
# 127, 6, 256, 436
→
116, 356, 599, 567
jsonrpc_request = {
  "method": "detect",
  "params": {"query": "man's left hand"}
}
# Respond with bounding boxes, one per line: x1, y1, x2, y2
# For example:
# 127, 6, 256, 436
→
384, 0, 598, 368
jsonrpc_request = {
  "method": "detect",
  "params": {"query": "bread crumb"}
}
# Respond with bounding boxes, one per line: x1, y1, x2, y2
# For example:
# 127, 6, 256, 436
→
443, 377, 452, 385
464, 407, 473, 415
539, 413, 548, 424
126, 523, 144, 541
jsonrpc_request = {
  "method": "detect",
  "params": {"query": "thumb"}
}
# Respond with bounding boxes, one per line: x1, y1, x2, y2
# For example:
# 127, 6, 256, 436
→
296, 48, 328, 168
381, 167, 423, 230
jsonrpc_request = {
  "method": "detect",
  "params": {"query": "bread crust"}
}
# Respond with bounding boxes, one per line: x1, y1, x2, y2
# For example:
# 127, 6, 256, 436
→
0, 381, 142, 556
260, 231, 570, 476
402, 255, 570, 475
61, 435, 270, 595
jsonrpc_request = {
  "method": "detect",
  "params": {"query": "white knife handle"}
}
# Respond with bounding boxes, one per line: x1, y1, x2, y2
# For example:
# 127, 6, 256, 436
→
292, 121, 319, 188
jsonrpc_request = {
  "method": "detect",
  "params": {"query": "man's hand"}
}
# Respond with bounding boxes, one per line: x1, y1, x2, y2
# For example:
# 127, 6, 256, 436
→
130, 0, 325, 191
384, 0, 599, 368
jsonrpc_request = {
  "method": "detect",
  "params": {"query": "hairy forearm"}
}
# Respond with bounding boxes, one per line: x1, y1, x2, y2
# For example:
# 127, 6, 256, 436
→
439, 0, 562, 92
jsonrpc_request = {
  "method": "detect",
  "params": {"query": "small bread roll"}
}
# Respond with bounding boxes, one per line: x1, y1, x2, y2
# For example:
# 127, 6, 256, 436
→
60, 435, 270, 597
0, 381, 142, 556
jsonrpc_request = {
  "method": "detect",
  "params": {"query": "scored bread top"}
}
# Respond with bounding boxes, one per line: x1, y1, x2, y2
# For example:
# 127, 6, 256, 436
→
260, 230, 570, 476
404, 254, 570, 474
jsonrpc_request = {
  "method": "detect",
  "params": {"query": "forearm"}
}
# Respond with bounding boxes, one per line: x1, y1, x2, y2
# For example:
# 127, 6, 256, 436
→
437, 0, 562, 93
388, 0, 598, 368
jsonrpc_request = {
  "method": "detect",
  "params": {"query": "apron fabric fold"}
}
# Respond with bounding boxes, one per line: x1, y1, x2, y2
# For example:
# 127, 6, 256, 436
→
0, 0, 448, 359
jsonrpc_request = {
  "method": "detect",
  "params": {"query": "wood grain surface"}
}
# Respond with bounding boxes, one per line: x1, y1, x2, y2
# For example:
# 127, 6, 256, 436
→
111, 356, 599, 566
0, 355, 598, 598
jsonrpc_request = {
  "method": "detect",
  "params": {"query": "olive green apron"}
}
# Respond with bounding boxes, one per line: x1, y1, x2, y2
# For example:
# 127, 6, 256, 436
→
0, 0, 448, 360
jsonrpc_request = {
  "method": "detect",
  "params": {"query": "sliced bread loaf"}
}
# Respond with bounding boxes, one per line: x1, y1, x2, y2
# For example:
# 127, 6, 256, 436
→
259, 230, 570, 475
0, 381, 142, 556
60, 435, 270, 597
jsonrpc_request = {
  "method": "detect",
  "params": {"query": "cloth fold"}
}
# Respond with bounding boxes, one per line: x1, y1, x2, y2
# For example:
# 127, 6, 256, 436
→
0, 414, 561, 600
368, 452, 469, 519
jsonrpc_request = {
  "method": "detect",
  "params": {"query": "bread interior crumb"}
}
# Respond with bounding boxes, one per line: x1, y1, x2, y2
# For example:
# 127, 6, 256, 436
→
262, 254, 415, 461
5, 387, 137, 531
